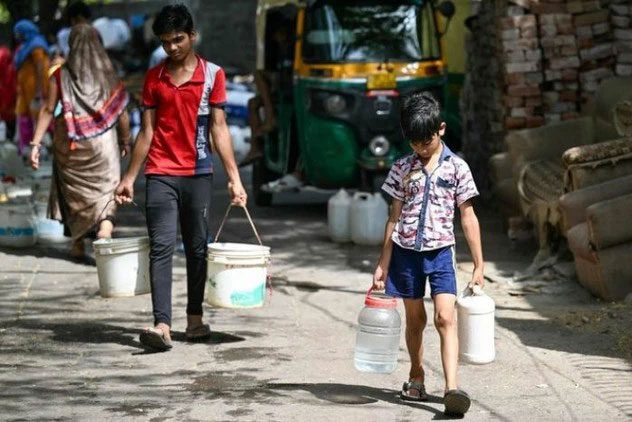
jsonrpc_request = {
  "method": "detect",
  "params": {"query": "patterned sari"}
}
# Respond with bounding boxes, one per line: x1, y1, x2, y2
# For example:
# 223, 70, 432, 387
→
49, 24, 128, 240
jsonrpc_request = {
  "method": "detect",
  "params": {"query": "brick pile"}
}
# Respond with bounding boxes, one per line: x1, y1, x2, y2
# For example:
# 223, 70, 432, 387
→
610, 1, 632, 76
500, 11, 546, 129
569, 4, 616, 102
537, 10, 581, 123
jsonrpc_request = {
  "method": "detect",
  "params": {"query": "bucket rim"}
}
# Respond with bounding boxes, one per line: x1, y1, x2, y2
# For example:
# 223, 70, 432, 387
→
207, 241, 270, 253
93, 236, 150, 248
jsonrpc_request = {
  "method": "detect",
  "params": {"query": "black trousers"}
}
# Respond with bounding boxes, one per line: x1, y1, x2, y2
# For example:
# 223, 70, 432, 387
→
145, 174, 212, 326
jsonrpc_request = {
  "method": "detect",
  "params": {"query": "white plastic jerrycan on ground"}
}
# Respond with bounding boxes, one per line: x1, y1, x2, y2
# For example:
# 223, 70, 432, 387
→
328, 188, 351, 242
354, 288, 401, 373
457, 285, 496, 364
350, 192, 388, 246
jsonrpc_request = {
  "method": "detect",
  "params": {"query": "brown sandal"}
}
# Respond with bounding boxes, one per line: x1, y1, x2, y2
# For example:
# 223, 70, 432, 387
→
139, 327, 173, 351
185, 324, 211, 341
401, 380, 428, 402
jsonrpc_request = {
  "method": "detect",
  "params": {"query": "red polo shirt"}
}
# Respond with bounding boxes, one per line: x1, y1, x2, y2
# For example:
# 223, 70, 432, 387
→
142, 56, 226, 176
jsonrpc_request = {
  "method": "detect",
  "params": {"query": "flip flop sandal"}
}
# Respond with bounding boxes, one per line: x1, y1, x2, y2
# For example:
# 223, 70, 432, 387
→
139, 327, 173, 352
185, 323, 211, 342
400, 380, 428, 402
444, 389, 471, 415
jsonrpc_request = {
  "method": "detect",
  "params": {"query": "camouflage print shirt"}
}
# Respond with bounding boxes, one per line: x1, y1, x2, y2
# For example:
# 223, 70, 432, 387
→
381, 144, 479, 251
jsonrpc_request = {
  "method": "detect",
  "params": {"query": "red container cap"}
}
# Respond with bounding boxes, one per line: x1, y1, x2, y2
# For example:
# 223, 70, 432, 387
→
365, 288, 398, 309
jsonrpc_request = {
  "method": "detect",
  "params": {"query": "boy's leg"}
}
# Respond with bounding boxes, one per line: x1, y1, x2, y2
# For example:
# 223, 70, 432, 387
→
146, 176, 179, 330
426, 246, 459, 392
178, 175, 212, 326
403, 298, 427, 383
433, 293, 458, 391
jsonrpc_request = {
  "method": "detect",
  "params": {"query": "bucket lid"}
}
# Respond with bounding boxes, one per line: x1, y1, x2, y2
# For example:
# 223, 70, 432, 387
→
364, 288, 397, 309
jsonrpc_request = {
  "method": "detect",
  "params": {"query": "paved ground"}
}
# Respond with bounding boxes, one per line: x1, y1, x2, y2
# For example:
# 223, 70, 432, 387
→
1, 164, 631, 421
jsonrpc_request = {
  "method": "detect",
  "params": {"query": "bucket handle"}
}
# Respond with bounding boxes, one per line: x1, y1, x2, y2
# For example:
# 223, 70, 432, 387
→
214, 204, 263, 246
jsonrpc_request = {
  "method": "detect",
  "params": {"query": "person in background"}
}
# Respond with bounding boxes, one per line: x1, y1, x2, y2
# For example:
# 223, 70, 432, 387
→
56, 1, 92, 58
29, 24, 131, 260
13, 20, 49, 156
0, 46, 17, 141
115, 4, 247, 352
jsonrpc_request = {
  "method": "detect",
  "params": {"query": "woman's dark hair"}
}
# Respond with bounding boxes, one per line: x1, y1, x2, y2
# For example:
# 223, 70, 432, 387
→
400, 91, 442, 143
152, 4, 194, 36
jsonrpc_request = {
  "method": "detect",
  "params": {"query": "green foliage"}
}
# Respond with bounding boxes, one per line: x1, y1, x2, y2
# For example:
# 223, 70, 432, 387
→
0, 4, 10, 24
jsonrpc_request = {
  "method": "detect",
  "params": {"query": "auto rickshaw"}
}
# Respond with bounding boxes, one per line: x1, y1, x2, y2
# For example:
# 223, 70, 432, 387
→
251, 0, 456, 205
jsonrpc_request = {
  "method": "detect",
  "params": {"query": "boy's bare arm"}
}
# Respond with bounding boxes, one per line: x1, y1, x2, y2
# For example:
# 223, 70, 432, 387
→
373, 199, 403, 290
115, 109, 155, 204
459, 199, 484, 288
210, 107, 247, 206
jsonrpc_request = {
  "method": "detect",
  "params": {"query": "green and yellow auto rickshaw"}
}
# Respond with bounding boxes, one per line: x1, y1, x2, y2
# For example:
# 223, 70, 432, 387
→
251, 0, 456, 205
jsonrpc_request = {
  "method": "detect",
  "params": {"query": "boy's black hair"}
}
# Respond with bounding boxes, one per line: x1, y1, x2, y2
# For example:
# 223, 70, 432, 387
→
152, 4, 194, 36
400, 91, 442, 143
66, 1, 92, 21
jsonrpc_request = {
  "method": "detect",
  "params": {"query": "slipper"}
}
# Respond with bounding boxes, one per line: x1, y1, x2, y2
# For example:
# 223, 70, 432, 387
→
139, 327, 173, 352
400, 380, 428, 402
185, 323, 211, 342
444, 389, 471, 415
262, 174, 303, 193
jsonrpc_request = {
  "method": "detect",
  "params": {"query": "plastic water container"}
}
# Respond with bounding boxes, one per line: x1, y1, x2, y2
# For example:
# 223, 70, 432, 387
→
0, 203, 37, 247
457, 285, 496, 364
328, 188, 351, 242
206, 242, 271, 308
35, 201, 67, 245
354, 289, 401, 373
0, 121, 6, 141
350, 192, 388, 246
93, 237, 151, 297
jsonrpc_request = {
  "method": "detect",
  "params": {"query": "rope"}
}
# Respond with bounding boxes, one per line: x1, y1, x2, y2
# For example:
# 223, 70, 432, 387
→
213, 204, 263, 246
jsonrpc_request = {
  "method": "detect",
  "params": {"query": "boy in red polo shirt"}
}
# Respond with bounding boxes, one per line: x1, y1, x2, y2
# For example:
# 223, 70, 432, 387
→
115, 4, 247, 351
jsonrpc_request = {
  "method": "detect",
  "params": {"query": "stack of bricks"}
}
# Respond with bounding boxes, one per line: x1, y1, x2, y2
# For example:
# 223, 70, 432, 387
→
536, 8, 581, 123
610, 1, 632, 76
461, 0, 506, 190
499, 5, 545, 130
571, 2, 616, 102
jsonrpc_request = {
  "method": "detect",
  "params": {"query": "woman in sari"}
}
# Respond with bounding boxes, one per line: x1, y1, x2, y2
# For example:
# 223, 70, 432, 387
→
29, 24, 131, 259
13, 20, 49, 155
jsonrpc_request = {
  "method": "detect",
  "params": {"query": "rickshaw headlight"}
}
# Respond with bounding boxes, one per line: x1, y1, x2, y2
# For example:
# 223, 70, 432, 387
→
323, 94, 347, 115
369, 136, 390, 157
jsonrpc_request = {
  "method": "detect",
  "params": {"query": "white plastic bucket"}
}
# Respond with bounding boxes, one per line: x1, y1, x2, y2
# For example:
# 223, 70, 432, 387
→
206, 205, 270, 308
93, 236, 151, 298
206, 242, 270, 308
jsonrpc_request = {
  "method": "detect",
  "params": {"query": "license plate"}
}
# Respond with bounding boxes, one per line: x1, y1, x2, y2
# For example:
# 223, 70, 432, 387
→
367, 73, 397, 90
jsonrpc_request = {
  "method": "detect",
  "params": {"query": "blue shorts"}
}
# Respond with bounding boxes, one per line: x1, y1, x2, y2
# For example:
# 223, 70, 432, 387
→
385, 244, 457, 299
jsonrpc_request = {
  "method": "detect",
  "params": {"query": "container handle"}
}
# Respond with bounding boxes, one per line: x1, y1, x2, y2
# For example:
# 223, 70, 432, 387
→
214, 204, 263, 246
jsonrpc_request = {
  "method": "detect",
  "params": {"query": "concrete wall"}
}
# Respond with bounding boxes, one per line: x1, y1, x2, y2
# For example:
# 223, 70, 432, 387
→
95, 0, 257, 73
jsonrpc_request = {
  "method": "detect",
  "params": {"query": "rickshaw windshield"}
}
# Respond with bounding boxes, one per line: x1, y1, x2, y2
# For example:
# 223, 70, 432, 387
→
302, 0, 440, 63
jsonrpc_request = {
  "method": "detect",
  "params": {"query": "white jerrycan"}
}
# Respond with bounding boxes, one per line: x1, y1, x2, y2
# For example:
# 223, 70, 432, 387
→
328, 189, 351, 242
350, 192, 388, 245
456, 285, 495, 364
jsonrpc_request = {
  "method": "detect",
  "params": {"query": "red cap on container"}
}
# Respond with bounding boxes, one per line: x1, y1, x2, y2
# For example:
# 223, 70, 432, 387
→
365, 288, 398, 309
